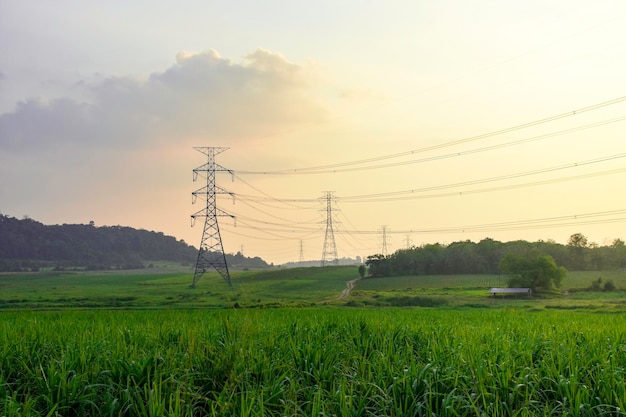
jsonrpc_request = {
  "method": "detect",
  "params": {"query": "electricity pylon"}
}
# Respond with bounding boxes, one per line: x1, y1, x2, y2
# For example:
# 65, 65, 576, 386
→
381, 225, 389, 256
190, 147, 235, 287
321, 191, 338, 267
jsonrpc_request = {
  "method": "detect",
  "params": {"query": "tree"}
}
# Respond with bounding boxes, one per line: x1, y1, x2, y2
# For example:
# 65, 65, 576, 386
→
611, 238, 626, 269
390, 249, 418, 275
568, 232, 588, 248
358, 264, 366, 278
499, 253, 566, 291
475, 238, 503, 273
365, 254, 391, 277
567, 233, 588, 270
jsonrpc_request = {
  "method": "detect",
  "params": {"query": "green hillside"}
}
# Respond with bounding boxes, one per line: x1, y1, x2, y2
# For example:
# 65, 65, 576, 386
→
0, 266, 354, 309
0, 214, 269, 271
2, 266, 626, 311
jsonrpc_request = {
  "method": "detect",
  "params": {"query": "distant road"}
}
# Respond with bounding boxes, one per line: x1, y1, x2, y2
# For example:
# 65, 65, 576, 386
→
339, 278, 361, 299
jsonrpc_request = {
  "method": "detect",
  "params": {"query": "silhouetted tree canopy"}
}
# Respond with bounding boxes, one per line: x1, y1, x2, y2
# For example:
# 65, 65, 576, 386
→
365, 234, 625, 278
0, 214, 269, 271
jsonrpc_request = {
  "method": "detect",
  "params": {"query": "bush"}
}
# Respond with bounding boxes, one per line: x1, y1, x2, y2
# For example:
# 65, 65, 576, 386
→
590, 277, 602, 291
358, 264, 366, 278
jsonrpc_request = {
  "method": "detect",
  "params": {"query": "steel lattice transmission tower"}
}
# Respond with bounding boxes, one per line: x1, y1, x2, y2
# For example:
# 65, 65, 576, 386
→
381, 225, 389, 256
321, 191, 338, 267
190, 147, 235, 287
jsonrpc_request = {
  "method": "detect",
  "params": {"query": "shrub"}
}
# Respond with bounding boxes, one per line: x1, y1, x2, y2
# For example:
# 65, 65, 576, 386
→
591, 277, 602, 291
358, 264, 366, 278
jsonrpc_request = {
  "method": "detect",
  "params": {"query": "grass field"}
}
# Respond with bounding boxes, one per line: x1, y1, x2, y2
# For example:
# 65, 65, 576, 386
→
2, 308, 626, 416
2, 267, 626, 415
2, 266, 626, 310
0, 266, 358, 310
350, 270, 626, 311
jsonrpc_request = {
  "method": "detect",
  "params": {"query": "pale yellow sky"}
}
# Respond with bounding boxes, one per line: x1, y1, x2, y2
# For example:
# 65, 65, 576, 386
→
1, 1, 625, 264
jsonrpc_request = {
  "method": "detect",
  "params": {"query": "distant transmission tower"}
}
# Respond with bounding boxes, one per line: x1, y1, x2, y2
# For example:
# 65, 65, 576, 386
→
381, 225, 389, 256
190, 147, 235, 287
321, 191, 338, 267
299, 240, 305, 263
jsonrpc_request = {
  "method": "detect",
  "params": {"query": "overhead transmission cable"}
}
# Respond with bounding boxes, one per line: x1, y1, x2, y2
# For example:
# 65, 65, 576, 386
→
224, 210, 320, 231
230, 172, 319, 208
220, 152, 626, 204
220, 227, 318, 242
221, 194, 320, 225
331, 208, 626, 235
334, 209, 379, 252
339, 153, 626, 202
222, 217, 320, 239
343, 166, 626, 203
240, 115, 626, 175
234, 94, 626, 175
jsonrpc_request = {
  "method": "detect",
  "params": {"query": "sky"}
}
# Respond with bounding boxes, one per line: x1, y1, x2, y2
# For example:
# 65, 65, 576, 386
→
2, 1, 626, 265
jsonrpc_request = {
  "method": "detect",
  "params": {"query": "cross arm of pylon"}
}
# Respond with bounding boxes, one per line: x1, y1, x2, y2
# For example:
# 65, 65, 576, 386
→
191, 185, 236, 204
190, 207, 211, 222
217, 208, 236, 226
192, 163, 234, 181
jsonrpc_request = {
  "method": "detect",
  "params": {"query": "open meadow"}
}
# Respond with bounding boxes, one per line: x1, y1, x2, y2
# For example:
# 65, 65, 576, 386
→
2, 267, 626, 416
2, 308, 626, 416
2, 266, 626, 310
0, 266, 356, 310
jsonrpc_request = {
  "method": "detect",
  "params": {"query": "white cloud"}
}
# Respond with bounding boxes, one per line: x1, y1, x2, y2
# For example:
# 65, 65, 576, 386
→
0, 49, 333, 245
0, 49, 328, 153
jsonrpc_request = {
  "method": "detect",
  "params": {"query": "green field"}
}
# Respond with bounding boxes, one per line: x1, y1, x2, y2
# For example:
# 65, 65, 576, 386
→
2, 267, 626, 416
0, 266, 355, 310
2, 266, 626, 310
2, 308, 626, 416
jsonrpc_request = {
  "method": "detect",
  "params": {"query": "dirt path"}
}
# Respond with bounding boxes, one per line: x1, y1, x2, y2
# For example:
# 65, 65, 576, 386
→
339, 278, 361, 299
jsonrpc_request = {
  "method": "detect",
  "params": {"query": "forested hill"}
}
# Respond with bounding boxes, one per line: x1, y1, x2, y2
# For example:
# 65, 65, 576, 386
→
0, 214, 269, 272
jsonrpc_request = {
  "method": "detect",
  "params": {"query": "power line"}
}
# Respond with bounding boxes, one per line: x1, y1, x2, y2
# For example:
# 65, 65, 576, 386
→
234, 94, 626, 175
223, 196, 320, 225
231, 173, 319, 208
342, 166, 626, 203
218, 153, 626, 204
222, 218, 320, 239
327, 208, 626, 235
339, 153, 626, 202
205, 95, 626, 263
239, 115, 626, 175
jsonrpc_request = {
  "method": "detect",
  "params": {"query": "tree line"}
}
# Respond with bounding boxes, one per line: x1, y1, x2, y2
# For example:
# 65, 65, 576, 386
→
0, 214, 269, 271
365, 234, 626, 278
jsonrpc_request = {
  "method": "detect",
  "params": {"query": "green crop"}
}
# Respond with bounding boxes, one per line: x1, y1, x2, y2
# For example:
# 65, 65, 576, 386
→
1, 308, 625, 416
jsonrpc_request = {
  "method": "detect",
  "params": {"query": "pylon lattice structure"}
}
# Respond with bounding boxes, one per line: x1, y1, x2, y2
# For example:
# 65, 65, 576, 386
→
381, 225, 389, 256
190, 147, 235, 287
321, 191, 338, 267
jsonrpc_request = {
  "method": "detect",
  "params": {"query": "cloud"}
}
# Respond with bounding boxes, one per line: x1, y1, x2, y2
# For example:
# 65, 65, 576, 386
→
0, 48, 327, 153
